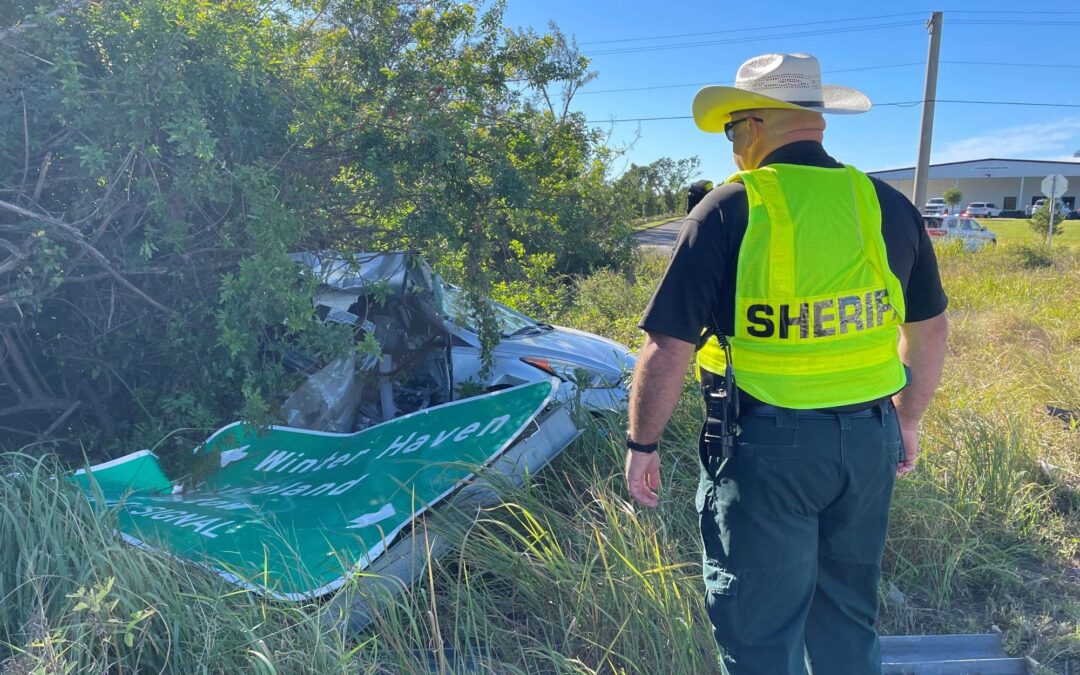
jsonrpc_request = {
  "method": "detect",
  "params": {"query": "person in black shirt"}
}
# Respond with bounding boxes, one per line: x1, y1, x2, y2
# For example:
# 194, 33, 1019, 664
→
644, 141, 948, 349
623, 54, 948, 674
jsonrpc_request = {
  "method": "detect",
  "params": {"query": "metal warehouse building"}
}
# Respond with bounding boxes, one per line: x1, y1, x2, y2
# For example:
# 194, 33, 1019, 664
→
868, 158, 1080, 213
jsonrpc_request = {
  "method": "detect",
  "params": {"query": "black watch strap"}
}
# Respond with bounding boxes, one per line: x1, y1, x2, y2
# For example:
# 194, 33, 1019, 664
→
626, 434, 659, 454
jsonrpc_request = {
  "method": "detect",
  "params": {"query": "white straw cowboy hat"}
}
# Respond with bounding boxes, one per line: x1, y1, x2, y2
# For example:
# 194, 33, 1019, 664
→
692, 53, 872, 133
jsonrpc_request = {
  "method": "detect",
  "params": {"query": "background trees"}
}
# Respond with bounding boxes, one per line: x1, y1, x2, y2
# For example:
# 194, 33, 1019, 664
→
942, 187, 963, 214
613, 156, 702, 220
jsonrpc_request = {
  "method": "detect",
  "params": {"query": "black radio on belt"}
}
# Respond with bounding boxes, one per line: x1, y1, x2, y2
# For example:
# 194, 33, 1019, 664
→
702, 335, 741, 459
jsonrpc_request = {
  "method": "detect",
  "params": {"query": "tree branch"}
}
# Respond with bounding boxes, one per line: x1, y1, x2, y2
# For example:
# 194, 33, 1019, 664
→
0, 0, 95, 42
0, 398, 75, 419
0, 199, 176, 316
20, 91, 29, 193
1, 330, 46, 400
31, 152, 50, 204
39, 399, 80, 439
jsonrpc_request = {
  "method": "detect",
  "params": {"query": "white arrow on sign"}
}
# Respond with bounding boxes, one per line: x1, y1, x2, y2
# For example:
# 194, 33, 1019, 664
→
219, 445, 251, 468
1041, 174, 1068, 199
346, 503, 396, 529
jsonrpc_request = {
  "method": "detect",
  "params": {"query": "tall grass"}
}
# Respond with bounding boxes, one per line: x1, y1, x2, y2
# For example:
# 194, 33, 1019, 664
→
560, 244, 1080, 669
0, 455, 354, 673
3, 242, 1078, 673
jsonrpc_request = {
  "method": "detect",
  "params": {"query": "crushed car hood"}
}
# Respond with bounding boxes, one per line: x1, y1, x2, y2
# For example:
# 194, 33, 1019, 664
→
502, 325, 636, 371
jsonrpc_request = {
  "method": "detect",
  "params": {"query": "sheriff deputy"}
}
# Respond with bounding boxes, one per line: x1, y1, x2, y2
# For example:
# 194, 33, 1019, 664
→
624, 53, 949, 675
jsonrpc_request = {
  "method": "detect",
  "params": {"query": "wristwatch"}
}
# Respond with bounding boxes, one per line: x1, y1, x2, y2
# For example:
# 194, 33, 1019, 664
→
626, 434, 659, 454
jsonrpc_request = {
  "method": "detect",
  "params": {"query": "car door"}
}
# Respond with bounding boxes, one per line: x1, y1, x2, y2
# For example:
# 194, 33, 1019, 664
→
943, 216, 960, 242
959, 218, 984, 250
948, 217, 972, 247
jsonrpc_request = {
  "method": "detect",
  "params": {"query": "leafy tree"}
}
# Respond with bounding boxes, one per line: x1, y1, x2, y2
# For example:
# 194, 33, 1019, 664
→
0, 0, 637, 455
942, 187, 963, 214
614, 156, 701, 219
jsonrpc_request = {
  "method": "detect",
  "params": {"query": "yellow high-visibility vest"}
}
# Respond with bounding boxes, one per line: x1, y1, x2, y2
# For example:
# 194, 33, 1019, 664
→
696, 164, 907, 409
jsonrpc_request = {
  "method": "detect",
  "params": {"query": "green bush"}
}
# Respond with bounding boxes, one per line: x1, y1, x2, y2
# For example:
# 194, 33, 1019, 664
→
942, 187, 963, 213
0, 0, 645, 456
1028, 203, 1067, 240
556, 248, 670, 349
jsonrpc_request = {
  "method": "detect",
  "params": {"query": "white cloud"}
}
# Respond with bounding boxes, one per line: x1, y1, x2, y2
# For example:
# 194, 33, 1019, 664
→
933, 117, 1080, 164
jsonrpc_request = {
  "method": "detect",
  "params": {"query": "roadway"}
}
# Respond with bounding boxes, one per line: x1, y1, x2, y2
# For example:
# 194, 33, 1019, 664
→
633, 218, 682, 249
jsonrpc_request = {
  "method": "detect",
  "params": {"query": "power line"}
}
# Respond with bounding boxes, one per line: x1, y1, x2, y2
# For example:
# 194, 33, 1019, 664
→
585, 19, 1079, 58
577, 62, 921, 96
574, 11, 1080, 55
576, 10, 1080, 49
584, 115, 692, 123
952, 19, 1080, 25
578, 12, 928, 46
945, 60, 1080, 69
583, 99, 1080, 124
936, 99, 1080, 108
574, 61, 1079, 97
946, 9, 1080, 13
585, 21, 921, 57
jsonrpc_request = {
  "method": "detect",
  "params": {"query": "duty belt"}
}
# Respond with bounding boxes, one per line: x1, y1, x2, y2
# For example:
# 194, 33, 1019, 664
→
699, 370, 887, 416
700, 367, 890, 462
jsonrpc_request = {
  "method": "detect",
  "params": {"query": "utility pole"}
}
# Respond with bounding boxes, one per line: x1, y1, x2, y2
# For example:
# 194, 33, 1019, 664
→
912, 11, 943, 211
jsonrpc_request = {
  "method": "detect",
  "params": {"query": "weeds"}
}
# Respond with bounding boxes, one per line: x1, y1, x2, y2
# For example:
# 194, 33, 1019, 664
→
3, 243, 1078, 672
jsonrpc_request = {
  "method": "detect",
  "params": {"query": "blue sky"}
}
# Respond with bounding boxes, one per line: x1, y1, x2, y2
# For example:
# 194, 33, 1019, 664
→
502, 1, 1080, 185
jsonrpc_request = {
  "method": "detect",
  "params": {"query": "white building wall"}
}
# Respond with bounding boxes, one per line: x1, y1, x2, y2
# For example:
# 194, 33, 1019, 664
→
868, 159, 1080, 212
876, 177, 1073, 211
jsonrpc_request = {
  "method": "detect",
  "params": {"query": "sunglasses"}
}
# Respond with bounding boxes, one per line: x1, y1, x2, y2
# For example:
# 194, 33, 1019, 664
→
724, 116, 763, 141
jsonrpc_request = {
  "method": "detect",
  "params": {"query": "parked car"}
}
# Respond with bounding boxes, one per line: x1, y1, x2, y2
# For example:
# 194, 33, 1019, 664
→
923, 216, 996, 252
923, 197, 948, 215
284, 252, 634, 433
961, 202, 1001, 218
1026, 199, 1071, 218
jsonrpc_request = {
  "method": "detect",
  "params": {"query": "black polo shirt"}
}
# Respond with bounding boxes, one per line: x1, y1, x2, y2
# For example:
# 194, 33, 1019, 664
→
640, 141, 948, 347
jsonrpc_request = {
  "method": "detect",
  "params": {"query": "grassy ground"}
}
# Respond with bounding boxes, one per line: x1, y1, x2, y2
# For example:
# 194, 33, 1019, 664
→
560, 242, 1080, 672
2, 242, 1078, 673
976, 217, 1080, 247
630, 214, 680, 232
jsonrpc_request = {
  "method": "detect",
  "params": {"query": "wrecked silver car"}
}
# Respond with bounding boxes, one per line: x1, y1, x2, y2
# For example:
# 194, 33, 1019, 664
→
282, 251, 454, 432
284, 251, 635, 433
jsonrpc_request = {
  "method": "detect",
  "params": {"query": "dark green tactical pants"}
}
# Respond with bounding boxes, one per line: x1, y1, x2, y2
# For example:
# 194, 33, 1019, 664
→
696, 402, 902, 675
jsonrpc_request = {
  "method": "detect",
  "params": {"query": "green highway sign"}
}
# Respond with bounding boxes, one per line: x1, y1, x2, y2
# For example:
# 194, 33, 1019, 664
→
72, 379, 557, 600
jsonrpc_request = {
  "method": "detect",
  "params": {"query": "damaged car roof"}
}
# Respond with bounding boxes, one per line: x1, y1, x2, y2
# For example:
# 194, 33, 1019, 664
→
289, 251, 437, 297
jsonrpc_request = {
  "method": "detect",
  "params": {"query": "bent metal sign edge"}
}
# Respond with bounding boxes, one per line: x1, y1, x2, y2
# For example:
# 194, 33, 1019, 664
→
71, 378, 558, 601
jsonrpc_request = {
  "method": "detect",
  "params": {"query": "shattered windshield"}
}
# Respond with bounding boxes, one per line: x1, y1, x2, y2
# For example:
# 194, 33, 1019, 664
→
440, 285, 546, 337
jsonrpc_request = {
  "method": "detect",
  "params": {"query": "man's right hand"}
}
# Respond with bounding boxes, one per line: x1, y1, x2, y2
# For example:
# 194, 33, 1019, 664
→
897, 425, 919, 477
624, 332, 695, 509
894, 313, 947, 478
625, 449, 661, 508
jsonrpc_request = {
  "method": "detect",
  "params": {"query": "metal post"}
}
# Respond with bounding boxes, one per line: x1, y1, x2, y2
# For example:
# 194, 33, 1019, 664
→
1018, 176, 1024, 213
912, 11, 943, 210
1048, 176, 1058, 247
379, 355, 396, 421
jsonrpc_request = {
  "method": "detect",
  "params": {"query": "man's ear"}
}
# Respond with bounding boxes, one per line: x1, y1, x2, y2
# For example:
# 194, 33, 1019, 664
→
749, 116, 764, 144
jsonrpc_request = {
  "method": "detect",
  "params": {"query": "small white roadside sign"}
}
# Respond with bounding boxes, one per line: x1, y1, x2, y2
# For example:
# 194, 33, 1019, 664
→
1041, 174, 1067, 199
1039, 174, 1068, 246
